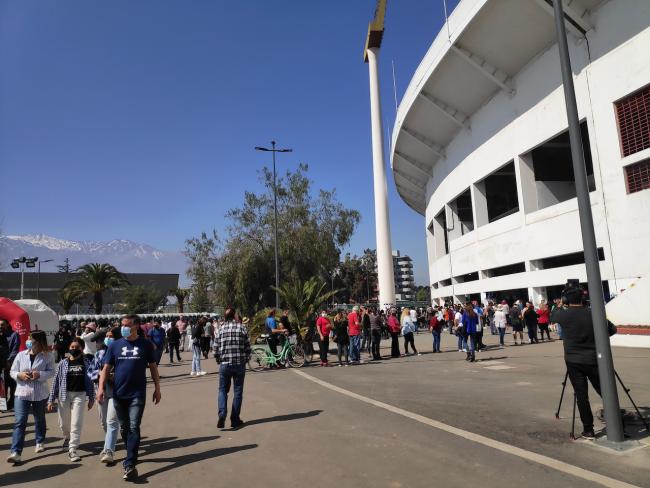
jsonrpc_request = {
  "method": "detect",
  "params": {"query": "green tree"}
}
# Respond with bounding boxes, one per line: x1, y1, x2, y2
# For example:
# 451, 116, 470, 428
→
170, 288, 191, 313
415, 286, 431, 302
58, 287, 83, 314
188, 164, 360, 314
64, 263, 129, 314
184, 231, 218, 312
118, 285, 167, 314
57, 258, 72, 275
272, 277, 339, 342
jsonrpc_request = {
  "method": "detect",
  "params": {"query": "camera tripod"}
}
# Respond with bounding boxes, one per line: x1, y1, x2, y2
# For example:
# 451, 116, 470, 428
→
555, 369, 649, 440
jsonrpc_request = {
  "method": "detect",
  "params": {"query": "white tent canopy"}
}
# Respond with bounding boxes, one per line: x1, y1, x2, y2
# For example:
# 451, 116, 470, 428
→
606, 276, 650, 327
15, 299, 60, 337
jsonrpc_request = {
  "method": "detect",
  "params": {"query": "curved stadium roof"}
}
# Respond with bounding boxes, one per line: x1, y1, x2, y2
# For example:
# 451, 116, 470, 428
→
390, 0, 602, 215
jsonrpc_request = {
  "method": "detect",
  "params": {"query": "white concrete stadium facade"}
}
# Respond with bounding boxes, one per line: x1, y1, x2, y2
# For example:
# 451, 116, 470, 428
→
390, 0, 650, 306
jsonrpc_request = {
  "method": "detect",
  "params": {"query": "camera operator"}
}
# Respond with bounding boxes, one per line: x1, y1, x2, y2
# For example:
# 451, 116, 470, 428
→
551, 284, 617, 439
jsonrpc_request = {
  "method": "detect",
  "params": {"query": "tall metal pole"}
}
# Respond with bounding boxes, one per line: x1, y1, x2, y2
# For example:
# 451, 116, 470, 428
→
272, 140, 280, 309
20, 263, 25, 300
552, 0, 624, 443
37, 261, 41, 300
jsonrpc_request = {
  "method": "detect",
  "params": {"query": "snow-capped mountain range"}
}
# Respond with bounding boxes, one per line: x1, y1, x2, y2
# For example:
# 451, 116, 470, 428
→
0, 234, 188, 278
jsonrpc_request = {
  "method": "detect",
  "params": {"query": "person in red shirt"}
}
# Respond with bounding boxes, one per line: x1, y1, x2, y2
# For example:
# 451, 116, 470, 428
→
537, 301, 551, 341
316, 311, 332, 366
387, 309, 401, 358
428, 309, 443, 353
347, 306, 362, 363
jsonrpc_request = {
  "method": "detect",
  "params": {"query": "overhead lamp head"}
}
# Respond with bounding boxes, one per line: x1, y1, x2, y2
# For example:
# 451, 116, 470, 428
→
254, 146, 270, 152
25, 259, 37, 268
10, 261, 20, 269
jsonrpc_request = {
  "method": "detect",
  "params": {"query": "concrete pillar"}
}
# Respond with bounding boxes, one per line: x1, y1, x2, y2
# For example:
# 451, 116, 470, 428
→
366, 47, 396, 308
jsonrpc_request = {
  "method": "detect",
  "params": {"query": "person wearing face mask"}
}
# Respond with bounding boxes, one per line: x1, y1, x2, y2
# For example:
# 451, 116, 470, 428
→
90, 326, 122, 464
7, 331, 55, 464
97, 315, 161, 481
47, 338, 95, 462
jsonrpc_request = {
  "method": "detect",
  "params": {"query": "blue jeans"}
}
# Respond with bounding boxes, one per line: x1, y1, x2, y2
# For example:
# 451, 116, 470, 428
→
192, 344, 202, 373
498, 328, 506, 345
431, 331, 441, 352
218, 363, 246, 421
11, 398, 47, 454
349, 335, 361, 362
467, 333, 477, 354
99, 391, 119, 453
113, 396, 146, 468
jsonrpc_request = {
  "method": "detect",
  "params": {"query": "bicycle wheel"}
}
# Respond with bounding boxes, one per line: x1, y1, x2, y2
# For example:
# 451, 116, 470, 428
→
249, 347, 269, 372
287, 344, 306, 368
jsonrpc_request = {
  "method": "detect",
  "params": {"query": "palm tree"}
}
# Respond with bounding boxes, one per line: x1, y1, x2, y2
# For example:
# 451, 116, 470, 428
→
58, 287, 83, 314
65, 263, 129, 314
170, 288, 191, 313
272, 277, 340, 342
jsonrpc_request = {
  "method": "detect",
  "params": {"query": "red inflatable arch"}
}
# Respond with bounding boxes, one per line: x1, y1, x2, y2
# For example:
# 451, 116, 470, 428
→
0, 297, 31, 351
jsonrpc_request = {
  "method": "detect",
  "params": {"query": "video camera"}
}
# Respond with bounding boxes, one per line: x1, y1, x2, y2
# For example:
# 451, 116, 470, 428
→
561, 279, 588, 305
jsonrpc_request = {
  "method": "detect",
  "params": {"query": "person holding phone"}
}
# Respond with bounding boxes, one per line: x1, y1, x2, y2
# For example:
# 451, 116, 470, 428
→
47, 338, 95, 462
7, 331, 55, 464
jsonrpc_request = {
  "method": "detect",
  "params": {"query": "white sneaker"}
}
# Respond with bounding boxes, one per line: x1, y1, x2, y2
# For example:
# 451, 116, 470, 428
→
34, 443, 45, 453
6, 452, 21, 464
190, 371, 197, 376
198, 371, 207, 376
100, 450, 114, 464
69, 449, 81, 462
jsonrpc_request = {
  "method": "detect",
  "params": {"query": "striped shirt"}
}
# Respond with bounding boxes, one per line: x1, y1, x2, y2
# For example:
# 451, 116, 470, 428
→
10, 350, 55, 402
214, 321, 251, 366
48, 356, 95, 404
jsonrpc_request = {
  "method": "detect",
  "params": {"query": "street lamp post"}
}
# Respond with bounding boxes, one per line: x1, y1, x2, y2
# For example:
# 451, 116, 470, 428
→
255, 141, 293, 309
552, 0, 624, 444
11, 257, 38, 299
37, 259, 54, 299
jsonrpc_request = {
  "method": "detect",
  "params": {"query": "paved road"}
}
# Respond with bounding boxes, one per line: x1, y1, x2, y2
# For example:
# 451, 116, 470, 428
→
1, 332, 648, 487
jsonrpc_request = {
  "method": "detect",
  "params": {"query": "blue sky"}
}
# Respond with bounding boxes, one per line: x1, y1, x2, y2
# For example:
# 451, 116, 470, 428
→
0, 0, 459, 284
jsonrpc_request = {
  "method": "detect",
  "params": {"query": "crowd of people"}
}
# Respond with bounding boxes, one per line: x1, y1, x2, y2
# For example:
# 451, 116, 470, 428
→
1, 308, 251, 481
0, 290, 605, 480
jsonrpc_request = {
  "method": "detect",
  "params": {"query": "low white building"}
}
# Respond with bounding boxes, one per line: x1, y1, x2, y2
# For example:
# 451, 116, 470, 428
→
390, 0, 650, 306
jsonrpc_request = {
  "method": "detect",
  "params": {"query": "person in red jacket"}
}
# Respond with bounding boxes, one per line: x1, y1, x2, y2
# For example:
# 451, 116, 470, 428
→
316, 311, 332, 366
537, 301, 551, 341
387, 309, 401, 358
429, 309, 443, 353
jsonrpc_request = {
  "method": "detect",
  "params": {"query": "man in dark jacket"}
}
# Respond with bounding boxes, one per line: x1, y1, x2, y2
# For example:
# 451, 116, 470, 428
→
551, 285, 616, 439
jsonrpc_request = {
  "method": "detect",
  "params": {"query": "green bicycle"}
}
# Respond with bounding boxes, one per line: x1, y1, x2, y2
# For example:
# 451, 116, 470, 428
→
249, 334, 306, 371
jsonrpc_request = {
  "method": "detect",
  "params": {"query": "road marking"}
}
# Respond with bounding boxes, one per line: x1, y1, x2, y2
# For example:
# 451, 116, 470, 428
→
293, 369, 642, 488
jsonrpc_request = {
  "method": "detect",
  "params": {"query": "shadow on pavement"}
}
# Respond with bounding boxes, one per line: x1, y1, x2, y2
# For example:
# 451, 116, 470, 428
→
2, 463, 81, 486
134, 443, 258, 482
244, 410, 323, 427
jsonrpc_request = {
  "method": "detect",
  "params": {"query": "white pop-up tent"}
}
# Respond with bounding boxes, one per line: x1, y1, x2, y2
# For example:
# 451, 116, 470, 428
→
14, 299, 60, 337
605, 276, 650, 327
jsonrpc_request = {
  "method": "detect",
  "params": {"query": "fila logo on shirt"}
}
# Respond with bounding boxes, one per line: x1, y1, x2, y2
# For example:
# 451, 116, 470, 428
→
121, 346, 140, 357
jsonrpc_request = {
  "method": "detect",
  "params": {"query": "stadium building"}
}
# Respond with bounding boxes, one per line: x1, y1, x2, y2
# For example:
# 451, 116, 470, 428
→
390, 0, 650, 305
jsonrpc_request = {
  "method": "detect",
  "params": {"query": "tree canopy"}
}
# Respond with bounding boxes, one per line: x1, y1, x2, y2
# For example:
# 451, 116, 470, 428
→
185, 164, 360, 314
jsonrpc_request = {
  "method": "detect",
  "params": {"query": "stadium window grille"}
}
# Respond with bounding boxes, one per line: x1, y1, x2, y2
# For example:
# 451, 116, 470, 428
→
625, 159, 650, 194
615, 84, 650, 157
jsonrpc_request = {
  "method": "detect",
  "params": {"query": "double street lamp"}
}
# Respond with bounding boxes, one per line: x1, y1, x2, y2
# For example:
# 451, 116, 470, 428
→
255, 141, 293, 309
10, 256, 38, 299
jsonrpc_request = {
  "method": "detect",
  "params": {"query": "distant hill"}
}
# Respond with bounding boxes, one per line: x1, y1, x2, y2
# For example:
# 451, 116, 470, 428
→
0, 234, 188, 281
